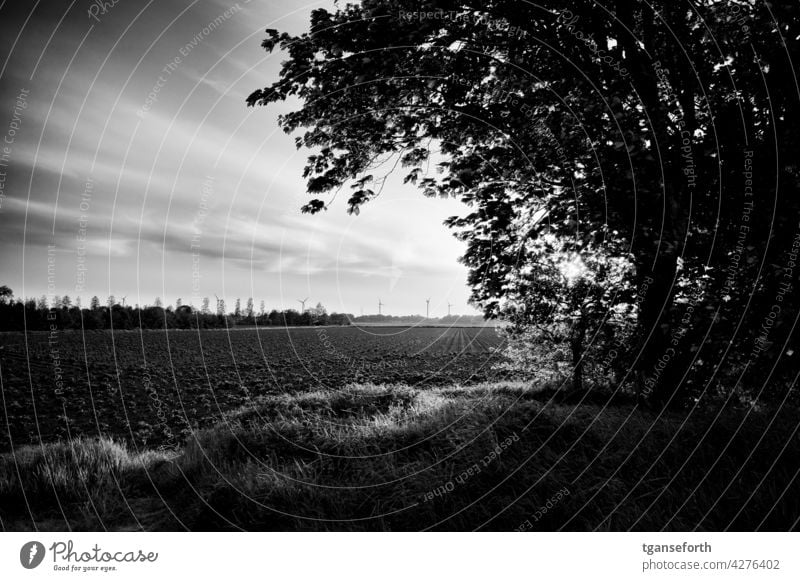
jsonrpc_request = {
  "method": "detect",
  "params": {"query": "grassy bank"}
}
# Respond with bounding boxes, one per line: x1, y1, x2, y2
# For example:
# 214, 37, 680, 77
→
1, 383, 798, 531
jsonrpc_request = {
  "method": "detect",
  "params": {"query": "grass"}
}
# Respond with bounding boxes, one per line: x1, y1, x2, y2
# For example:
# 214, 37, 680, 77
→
1, 382, 798, 531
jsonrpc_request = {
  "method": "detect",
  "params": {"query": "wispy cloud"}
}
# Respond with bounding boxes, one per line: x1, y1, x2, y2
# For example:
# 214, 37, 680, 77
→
0, 0, 477, 313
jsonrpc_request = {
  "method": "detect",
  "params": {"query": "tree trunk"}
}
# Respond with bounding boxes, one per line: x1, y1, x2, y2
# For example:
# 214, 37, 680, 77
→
635, 247, 679, 406
614, 2, 691, 407
570, 318, 586, 392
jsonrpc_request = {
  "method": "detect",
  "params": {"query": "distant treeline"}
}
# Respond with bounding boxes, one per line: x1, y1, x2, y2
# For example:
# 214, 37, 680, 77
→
351, 314, 487, 325
0, 287, 491, 331
0, 288, 351, 331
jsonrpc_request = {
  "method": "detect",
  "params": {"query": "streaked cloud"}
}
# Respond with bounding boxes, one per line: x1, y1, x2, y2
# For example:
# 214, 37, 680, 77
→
0, 0, 477, 314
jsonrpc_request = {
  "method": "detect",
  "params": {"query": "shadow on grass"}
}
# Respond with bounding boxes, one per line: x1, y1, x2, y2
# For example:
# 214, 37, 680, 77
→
2, 382, 798, 531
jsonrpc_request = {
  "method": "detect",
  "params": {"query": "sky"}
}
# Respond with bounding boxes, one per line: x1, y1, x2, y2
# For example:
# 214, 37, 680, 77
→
0, 0, 477, 317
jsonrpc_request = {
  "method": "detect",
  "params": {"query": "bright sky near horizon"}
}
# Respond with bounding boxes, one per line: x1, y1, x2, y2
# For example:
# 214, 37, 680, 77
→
0, 0, 478, 317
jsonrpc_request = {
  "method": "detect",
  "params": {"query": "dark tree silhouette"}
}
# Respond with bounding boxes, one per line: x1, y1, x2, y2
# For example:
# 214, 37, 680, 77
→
249, 0, 800, 406
0, 288, 351, 332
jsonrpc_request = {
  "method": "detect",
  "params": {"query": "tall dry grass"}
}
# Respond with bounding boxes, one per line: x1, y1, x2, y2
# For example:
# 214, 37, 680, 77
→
2, 382, 798, 531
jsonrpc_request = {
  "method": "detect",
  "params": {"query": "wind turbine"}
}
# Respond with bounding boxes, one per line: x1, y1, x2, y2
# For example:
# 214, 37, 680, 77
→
297, 297, 309, 312
447, 302, 453, 317
425, 298, 430, 319
120, 296, 127, 307
378, 298, 384, 315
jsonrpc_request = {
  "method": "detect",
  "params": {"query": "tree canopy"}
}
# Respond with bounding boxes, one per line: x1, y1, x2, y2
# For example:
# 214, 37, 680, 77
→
249, 0, 800, 406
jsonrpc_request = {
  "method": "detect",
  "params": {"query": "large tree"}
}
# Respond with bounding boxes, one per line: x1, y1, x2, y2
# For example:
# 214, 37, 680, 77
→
249, 0, 800, 405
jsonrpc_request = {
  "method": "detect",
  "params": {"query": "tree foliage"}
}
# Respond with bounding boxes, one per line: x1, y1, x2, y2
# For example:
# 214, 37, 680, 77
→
249, 0, 800, 405
500, 231, 636, 390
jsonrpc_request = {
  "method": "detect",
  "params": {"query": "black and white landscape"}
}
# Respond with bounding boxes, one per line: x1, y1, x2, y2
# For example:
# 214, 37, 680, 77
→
1, 1, 799, 531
